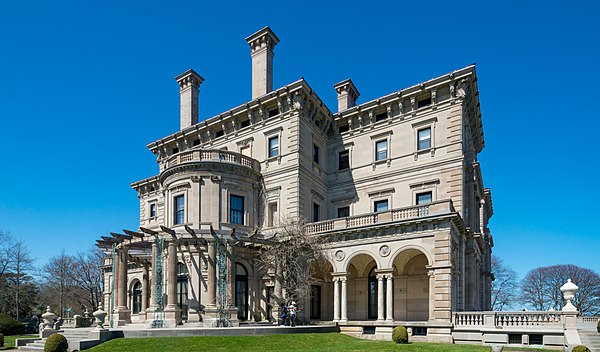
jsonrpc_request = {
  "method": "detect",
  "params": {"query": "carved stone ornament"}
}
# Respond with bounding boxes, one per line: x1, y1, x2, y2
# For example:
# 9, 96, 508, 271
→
379, 245, 391, 257
334, 250, 345, 262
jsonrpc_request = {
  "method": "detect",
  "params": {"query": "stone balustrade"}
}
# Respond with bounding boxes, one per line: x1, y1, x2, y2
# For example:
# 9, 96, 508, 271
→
162, 149, 261, 172
578, 316, 600, 323
305, 199, 454, 235
61, 316, 95, 328
453, 311, 564, 329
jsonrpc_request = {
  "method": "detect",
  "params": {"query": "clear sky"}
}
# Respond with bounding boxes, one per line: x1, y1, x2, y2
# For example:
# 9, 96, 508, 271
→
0, 0, 598, 280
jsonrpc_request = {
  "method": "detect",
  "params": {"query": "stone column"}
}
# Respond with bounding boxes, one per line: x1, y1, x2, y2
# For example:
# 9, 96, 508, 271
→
226, 241, 235, 307
333, 278, 340, 322
385, 274, 394, 322
164, 239, 181, 327
428, 270, 436, 321
340, 276, 348, 322
148, 241, 159, 310
207, 240, 216, 307
115, 246, 131, 325
377, 275, 384, 322
139, 264, 149, 321
112, 248, 119, 313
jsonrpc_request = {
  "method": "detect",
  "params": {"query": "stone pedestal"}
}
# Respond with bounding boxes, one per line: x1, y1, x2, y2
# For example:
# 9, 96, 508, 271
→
113, 308, 131, 327
202, 306, 239, 327
163, 305, 182, 328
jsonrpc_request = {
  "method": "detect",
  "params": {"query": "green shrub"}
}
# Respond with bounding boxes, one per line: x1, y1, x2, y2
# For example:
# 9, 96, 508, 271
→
0, 332, 4, 347
0, 313, 26, 335
572, 345, 591, 352
392, 325, 409, 344
44, 333, 68, 352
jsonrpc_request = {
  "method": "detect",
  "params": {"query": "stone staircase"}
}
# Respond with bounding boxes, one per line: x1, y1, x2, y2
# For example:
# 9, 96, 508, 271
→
578, 328, 600, 352
18, 328, 96, 351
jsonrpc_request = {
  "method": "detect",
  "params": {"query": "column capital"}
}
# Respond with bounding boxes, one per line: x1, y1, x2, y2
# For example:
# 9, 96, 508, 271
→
246, 26, 280, 54
175, 69, 204, 91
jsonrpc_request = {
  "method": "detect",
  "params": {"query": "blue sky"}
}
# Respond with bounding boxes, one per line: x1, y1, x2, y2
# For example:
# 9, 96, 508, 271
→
0, 0, 598, 280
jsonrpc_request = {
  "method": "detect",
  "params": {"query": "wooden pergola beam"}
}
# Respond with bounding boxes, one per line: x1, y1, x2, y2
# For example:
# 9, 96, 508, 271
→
140, 227, 158, 236
123, 229, 144, 238
160, 225, 177, 239
110, 232, 131, 241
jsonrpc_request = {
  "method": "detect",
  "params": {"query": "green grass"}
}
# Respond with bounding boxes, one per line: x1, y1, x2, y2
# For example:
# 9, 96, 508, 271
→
86, 333, 554, 352
0, 335, 38, 350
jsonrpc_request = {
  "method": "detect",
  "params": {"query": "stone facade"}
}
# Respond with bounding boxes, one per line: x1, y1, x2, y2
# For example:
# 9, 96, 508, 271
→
98, 26, 493, 341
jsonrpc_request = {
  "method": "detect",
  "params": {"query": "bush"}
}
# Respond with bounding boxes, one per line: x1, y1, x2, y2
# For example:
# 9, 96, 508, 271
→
392, 325, 409, 344
0, 332, 4, 347
0, 313, 26, 335
572, 346, 591, 352
44, 333, 68, 352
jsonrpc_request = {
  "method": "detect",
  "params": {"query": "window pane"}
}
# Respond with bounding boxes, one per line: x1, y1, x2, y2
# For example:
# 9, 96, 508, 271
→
338, 150, 349, 170
416, 192, 432, 205
374, 200, 388, 213
376, 140, 388, 161
337, 206, 350, 218
174, 195, 185, 224
313, 203, 320, 222
418, 128, 431, 150
268, 136, 279, 157
230, 195, 244, 224
150, 203, 156, 218
313, 144, 319, 164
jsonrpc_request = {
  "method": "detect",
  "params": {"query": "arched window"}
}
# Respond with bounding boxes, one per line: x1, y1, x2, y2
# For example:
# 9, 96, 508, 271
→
177, 263, 189, 321
132, 281, 142, 314
235, 263, 249, 321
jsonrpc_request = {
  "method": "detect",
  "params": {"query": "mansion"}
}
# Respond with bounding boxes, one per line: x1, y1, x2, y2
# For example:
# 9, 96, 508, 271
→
98, 26, 494, 341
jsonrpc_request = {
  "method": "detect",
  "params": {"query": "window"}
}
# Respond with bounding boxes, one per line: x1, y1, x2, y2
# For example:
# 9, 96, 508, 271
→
313, 144, 319, 164
508, 334, 522, 344
268, 203, 278, 227
418, 127, 431, 150
416, 191, 432, 205
375, 112, 387, 122
132, 281, 142, 314
174, 195, 185, 225
338, 124, 349, 133
417, 96, 432, 108
230, 195, 244, 225
375, 140, 388, 161
215, 129, 224, 138
268, 136, 279, 158
413, 327, 427, 336
268, 108, 279, 118
172, 147, 179, 154
313, 203, 320, 222
529, 335, 543, 345
149, 203, 157, 218
338, 150, 349, 170
193, 139, 200, 146
337, 206, 350, 218
240, 119, 250, 128
374, 199, 388, 213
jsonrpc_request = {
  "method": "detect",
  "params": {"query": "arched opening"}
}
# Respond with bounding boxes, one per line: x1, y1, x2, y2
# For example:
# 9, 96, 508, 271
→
346, 253, 377, 321
177, 262, 189, 321
132, 281, 142, 314
393, 249, 429, 321
308, 260, 333, 321
235, 263, 249, 321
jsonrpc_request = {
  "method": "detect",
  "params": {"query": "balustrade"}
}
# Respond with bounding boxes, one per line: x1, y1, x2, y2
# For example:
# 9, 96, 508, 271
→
164, 149, 260, 172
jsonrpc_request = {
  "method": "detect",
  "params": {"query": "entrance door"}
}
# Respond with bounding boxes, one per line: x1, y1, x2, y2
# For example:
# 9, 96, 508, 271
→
310, 285, 321, 319
177, 263, 189, 321
235, 263, 249, 321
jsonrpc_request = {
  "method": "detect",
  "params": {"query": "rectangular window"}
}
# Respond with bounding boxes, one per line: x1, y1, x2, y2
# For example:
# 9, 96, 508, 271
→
313, 203, 320, 222
268, 136, 279, 158
374, 199, 388, 213
268, 203, 278, 227
338, 150, 349, 170
193, 139, 200, 146
215, 129, 224, 138
149, 203, 157, 218
418, 127, 431, 150
240, 119, 250, 128
375, 140, 388, 161
375, 112, 387, 122
416, 191, 432, 205
230, 195, 244, 225
172, 147, 179, 154
337, 206, 350, 218
313, 144, 319, 164
417, 96, 432, 108
268, 108, 279, 118
174, 195, 185, 225
338, 124, 349, 133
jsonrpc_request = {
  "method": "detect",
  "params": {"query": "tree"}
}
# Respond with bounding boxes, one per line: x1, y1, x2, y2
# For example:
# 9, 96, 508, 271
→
40, 252, 78, 317
7, 240, 35, 321
255, 217, 329, 303
520, 264, 600, 315
490, 255, 519, 311
71, 248, 104, 310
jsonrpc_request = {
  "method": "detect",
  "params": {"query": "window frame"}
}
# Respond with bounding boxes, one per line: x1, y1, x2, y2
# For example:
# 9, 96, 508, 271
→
174, 195, 185, 225
416, 191, 433, 205
375, 139, 388, 161
313, 202, 321, 222
229, 194, 245, 225
417, 127, 432, 151
337, 206, 350, 218
313, 143, 320, 164
268, 136, 279, 158
412, 117, 437, 157
373, 199, 389, 213
338, 150, 350, 170
149, 202, 157, 218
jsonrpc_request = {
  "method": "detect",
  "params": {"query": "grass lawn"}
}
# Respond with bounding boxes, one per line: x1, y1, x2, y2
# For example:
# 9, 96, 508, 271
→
87, 333, 555, 352
0, 335, 38, 350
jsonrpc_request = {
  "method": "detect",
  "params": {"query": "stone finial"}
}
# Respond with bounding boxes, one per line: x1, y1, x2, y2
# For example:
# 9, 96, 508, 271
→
333, 79, 360, 112
175, 69, 205, 130
560, 279, 579, 312
41, 306, 56, 329
246, 26, 280, 99
92, 303, 108, 330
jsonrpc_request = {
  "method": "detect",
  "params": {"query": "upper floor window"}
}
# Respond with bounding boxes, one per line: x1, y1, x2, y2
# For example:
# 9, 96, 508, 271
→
313, 203, 320, 222
230, 195, 244, 225
268, 136, 279, 158
374, 199, 389, 213
418, 128, 431, 150
416, 191, 432, 205
338, 150, 349, 170
174, 195, 185, 225
313, 144, 319, 164
337, 206, 350, 218
375, 112, 387, 122
149, 203, 157, 218
375, 140, 388, 161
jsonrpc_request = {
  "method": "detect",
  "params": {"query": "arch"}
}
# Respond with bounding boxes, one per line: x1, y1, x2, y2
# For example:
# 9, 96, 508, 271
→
308, 260, 334, 321
344, 252, 379, 321
344, 251, 380, 276
131, 280, 143, 314
389, 244, 432, 271
390, 247, 430, 321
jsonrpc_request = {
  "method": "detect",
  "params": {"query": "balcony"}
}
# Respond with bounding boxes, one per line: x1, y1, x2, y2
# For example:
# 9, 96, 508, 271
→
161, 149, 261, 173
305, 199, 455, 235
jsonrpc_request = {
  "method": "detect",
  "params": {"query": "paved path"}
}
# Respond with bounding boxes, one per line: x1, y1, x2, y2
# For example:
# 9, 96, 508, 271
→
578, 322, 600, 352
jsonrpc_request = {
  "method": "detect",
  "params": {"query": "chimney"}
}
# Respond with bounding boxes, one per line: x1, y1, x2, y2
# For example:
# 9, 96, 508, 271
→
175, 69, 204, 130
333, 79, 360, 112
246, 26, 280, 99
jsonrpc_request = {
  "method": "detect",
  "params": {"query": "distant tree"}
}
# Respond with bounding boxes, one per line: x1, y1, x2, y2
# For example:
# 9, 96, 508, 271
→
40, 252, 78, 317
520, 264, 600, 315
490, 255, 519, 311
7, 240, 35, 320
71, 248, 103, 310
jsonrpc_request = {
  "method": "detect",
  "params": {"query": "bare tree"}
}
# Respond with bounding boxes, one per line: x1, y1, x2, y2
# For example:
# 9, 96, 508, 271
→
520, 264, 600, 315
491, 255, 519, 311
8, 240, 35, 320
71, 248, 104, 310
40, 251, 78, 316
0, 231, 37, 319
255, 217, 329, 303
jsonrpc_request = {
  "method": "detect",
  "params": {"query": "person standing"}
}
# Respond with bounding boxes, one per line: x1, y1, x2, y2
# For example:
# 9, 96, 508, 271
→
288, 301, 297, 327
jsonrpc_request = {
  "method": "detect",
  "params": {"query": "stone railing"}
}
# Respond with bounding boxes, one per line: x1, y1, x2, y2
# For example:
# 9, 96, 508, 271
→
61, 316, 95, 328
453, 311, 564, 329
305, 200, 454, 235
163, 149, 261, 172
578, 316, 600, 323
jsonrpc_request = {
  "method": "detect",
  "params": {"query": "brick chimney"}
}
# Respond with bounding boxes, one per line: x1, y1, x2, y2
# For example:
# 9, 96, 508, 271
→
175, 69, 204, 130
246, 27, 279, 99
333, 79, 360, 112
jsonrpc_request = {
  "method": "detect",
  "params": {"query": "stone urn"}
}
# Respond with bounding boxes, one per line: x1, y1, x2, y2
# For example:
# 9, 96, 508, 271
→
491, 345, 503, 352
560, 279, 579, 311
92, 304, 108, 329
41, 306, 56, 329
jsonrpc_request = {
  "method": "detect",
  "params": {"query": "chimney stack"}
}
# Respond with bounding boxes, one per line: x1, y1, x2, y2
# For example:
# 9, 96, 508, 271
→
246, 26, 279, 99
333, 79, 360, 112
175, 69, 204, 130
